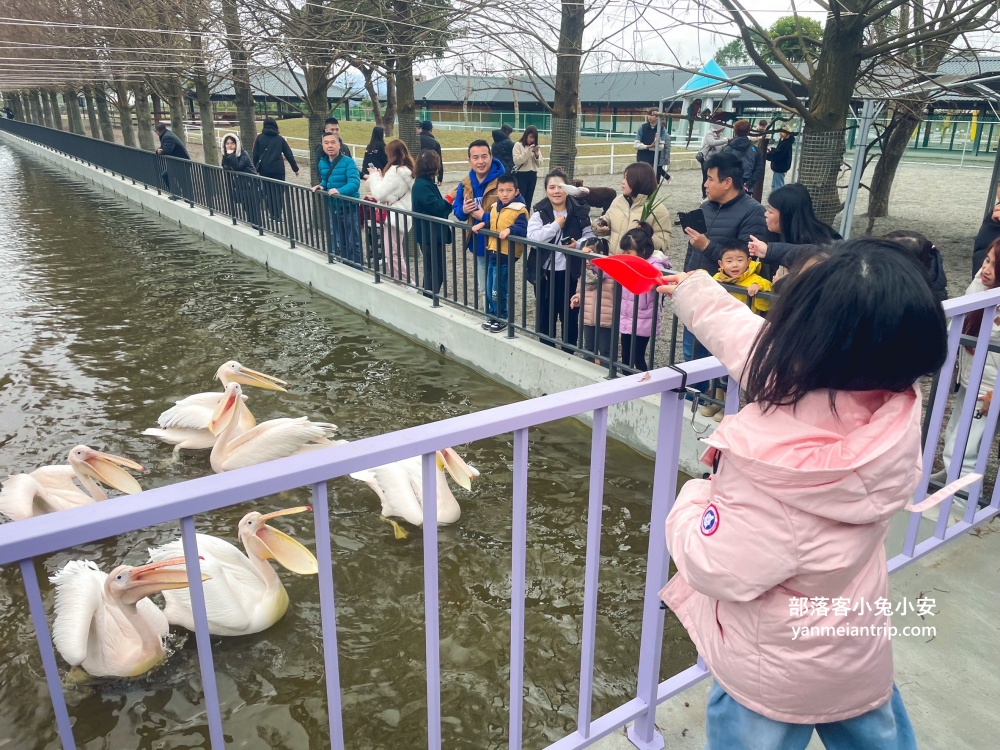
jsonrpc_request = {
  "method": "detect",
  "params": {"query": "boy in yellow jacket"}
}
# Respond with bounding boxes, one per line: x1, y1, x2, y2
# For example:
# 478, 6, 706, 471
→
713, 239, 771, 314
702, 239, 772, 422
472, 174, 529, 332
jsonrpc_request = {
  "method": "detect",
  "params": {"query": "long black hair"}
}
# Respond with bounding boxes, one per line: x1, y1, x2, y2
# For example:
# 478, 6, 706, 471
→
744, 238, 947, 411
768, 183, 840, 245
366, 126, 386, 153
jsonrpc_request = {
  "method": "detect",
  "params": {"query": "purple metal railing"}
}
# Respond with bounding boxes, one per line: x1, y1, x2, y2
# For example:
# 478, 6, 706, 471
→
1, 294, 999, 750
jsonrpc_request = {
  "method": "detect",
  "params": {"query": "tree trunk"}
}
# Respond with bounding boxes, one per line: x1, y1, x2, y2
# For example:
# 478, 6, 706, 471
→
190, 29, 218, 164
83, 86, 101, 137
363, 68, 385, 131
39, 89, 54, 128
151, 91, 164, 126
221, 0, 258, 152
64, 87, 86, 135
133, 83, 157, 151
193, 71, 218, 165
383, 71, 397, 138
799, 14, 867, 223
48, 90, 64, 130
113, 80, 138, 147
32, 92, 43, 125
866, 106, 922, 229
94, 85, 117, 142
28, 91, 41, 125
12, 92, 25, 122
304, 64, 331, 184
549, 0, 585, 177
396, 57, 419, 157
169, 81, 186, 143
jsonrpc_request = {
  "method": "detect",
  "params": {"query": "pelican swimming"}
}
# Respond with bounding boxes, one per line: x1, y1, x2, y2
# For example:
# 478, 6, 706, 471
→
0, 445, 145, 522
147, 506, 318, 636
142, 360, 288, 454
350, 448, 479, 538
50, 557, 205, 678
208, 382, 340, 473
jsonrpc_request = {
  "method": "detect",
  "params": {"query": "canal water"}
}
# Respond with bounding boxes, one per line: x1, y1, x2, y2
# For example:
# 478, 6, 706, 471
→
0, 144, 696, 749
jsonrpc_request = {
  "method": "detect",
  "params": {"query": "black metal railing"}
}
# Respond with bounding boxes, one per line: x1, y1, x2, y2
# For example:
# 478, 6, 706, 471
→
0, 116, 769, 380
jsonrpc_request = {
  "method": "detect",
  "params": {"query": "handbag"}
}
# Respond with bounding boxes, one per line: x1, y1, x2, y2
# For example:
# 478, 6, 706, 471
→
360, 195, 387, 224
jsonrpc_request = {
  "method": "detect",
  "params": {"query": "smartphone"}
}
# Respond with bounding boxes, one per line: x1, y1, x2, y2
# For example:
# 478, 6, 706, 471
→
562, 236, 577, 246
678, 209, 708, 235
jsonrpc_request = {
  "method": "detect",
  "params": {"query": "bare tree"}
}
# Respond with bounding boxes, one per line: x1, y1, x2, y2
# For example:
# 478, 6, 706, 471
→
700, 0, 1000, 221
463, 0, 658, 177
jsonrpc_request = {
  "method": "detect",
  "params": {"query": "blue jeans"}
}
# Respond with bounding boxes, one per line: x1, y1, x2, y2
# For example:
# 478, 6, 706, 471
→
682, 326, 710, 393
328, 201, 362, 265
771, 171, 786, 190
486, 253, 516, 319
706, 682, 916, 750
474, 252, 488, 311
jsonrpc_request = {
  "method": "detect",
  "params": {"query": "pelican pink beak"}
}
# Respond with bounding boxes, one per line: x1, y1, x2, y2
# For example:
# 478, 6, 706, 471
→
437, 448, 479, 491
209, 383, 242, 435
216, 361, 288, 392
244, 506, 319, 575
69, 445, 146, 494
117, 556, 209, 605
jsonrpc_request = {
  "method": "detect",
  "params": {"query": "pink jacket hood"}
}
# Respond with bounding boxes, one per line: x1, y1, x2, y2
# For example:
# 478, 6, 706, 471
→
702, 385, 921, 525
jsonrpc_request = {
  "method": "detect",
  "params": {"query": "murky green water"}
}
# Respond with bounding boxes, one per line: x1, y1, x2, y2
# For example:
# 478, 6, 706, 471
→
0, 144, 695, 749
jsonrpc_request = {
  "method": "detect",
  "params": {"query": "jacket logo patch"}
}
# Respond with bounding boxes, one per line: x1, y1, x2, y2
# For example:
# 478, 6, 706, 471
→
701, 504, 720, 536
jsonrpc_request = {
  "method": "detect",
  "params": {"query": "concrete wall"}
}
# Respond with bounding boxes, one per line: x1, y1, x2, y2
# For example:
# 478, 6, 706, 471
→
0, 130, 718, 476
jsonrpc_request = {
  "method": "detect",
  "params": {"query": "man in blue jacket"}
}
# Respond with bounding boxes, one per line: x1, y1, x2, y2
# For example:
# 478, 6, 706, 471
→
453, 140, 505, 313
312, 132, 362, 264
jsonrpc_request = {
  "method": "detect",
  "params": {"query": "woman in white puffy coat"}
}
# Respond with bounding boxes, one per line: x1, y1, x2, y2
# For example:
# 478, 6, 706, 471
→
367, 139, 415, 282
939, 239, 1000, 483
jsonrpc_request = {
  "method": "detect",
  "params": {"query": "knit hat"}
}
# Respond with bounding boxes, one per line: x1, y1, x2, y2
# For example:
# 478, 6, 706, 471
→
420, 120, 433, 131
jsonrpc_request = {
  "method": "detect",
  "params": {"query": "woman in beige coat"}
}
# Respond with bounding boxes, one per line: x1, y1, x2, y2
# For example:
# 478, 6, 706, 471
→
594, 162, 672, 256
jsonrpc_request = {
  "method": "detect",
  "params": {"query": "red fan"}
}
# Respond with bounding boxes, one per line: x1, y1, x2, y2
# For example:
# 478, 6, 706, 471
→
591, 255, 673, 295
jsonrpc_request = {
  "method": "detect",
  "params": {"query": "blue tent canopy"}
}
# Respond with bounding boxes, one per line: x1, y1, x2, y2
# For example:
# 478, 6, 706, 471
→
678, 59, 736, 94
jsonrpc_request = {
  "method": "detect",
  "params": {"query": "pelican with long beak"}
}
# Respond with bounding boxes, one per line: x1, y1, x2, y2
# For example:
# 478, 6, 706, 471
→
143, 360, 288, 455
0, 445, 146, 521
147, 507, 318, 636
208, 382, 340, 473
350, 448, 479, 538
50, 557, 206, 678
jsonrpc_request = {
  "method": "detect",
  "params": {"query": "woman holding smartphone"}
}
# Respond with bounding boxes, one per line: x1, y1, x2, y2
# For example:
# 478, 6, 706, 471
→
594, 162, 672, 255
526, 168, 595, 351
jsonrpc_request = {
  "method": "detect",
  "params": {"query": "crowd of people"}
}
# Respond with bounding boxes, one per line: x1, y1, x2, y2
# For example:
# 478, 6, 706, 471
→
33, 109, 995, 750
149, 116, 994, 436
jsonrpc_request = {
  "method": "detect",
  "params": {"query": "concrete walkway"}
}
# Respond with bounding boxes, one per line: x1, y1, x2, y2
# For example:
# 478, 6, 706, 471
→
593, 515, 1000, 749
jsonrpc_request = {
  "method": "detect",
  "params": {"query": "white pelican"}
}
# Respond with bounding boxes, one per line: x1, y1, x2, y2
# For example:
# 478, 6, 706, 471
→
50, 557, 205, 678
0, 445, 145, 522
208, 382, 340, 473
350, 448, 479, 538
142, 360, 288, 454
147, 506, 318, 636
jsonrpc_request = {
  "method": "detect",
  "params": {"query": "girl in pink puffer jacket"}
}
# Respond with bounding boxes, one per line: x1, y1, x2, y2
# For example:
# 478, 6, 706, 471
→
657, 239, 949, 749
618, 222, 671, 371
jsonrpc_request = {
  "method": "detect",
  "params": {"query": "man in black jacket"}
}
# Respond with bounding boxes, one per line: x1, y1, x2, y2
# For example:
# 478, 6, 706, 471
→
681, 151, 768, 388
722, 119, 764, 194
765, 126, 794, 191
155, 123, 191, 201
491, 125, 515, 173
312, 117, 351, 167
419, 120, 444, 184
